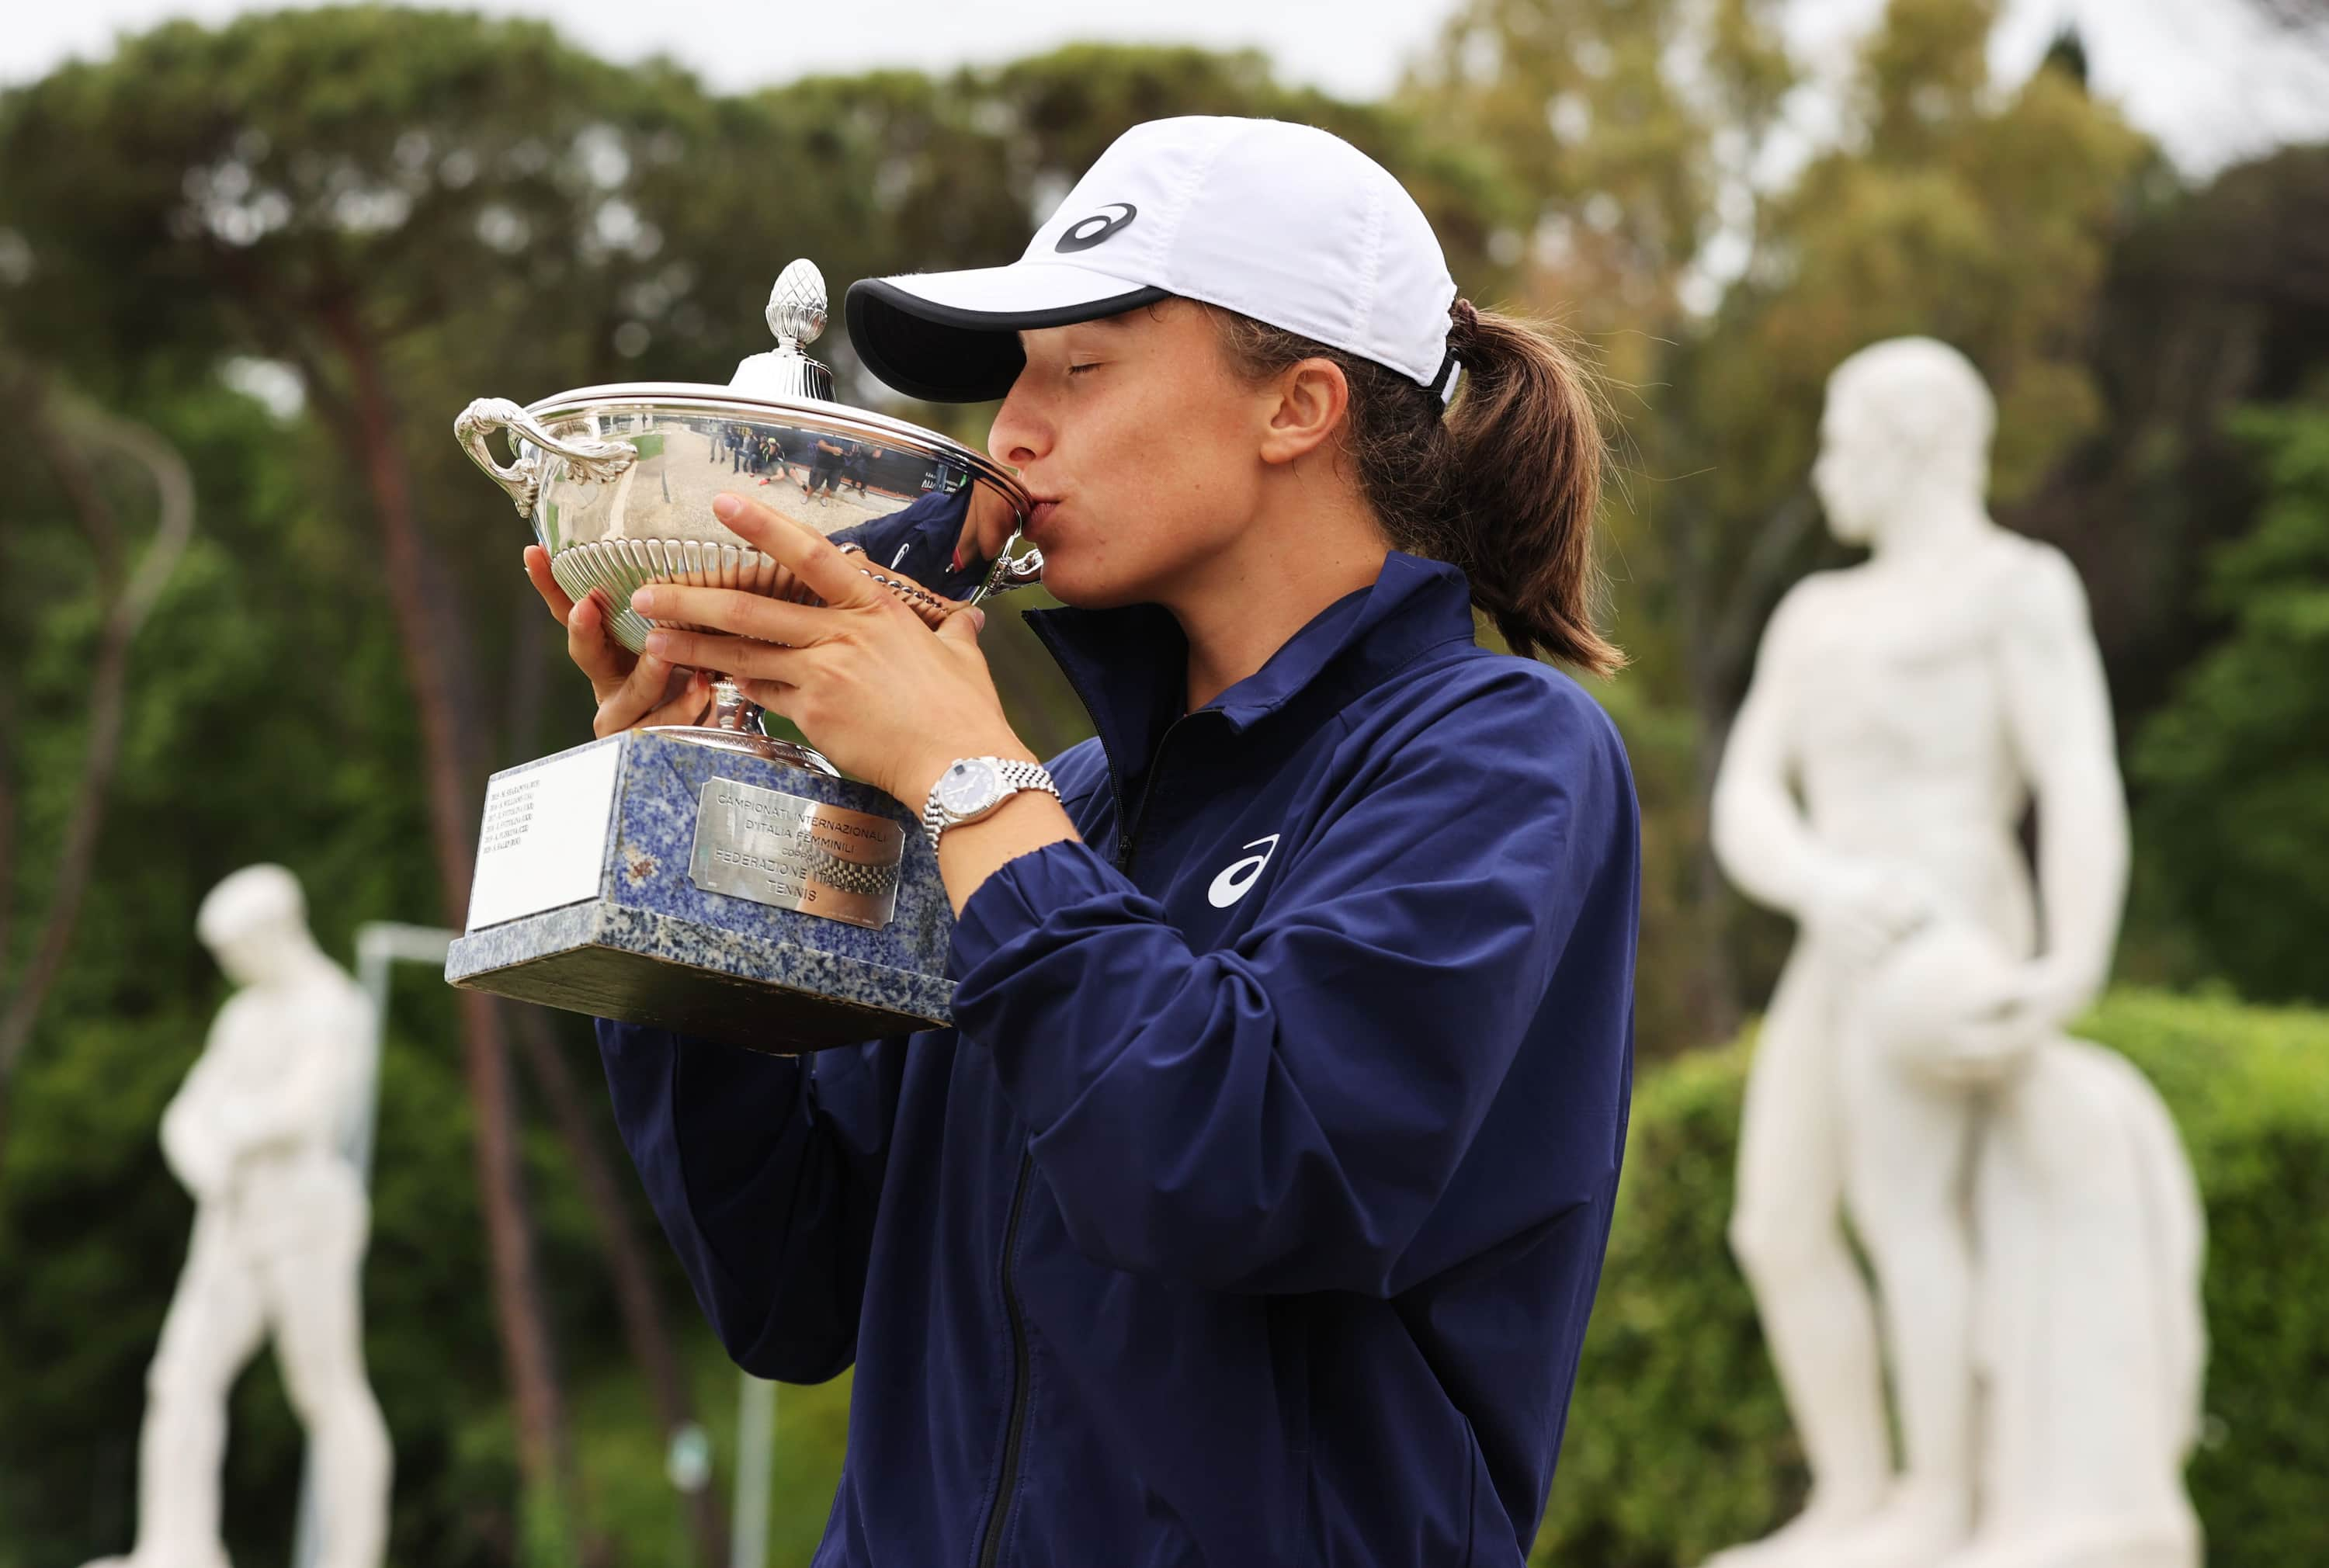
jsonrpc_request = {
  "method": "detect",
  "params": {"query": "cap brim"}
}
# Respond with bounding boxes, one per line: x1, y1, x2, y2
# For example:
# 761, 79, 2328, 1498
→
845, 263, 1171, 403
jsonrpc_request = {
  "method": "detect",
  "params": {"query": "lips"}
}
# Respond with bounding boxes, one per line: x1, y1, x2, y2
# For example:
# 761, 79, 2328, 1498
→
1027, 498, 1061, 537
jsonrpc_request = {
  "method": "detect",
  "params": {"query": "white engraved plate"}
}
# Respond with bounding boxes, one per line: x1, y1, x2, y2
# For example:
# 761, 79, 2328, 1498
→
689, 777, 905, 931
465, 738, 623, 931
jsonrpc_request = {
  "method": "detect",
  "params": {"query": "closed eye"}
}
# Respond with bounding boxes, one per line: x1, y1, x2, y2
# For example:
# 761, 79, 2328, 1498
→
1067, 361, 1104, 376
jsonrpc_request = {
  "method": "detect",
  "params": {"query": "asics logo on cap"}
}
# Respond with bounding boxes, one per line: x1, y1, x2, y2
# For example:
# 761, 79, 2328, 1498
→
1054, 202, 1137, 253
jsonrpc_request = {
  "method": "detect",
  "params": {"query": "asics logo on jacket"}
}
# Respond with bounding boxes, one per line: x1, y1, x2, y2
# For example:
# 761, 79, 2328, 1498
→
1206, 834, 1281, 907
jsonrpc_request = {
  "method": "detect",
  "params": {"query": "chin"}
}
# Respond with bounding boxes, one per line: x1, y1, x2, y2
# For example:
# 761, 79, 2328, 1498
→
1025, 544, 1140, 610
1037, 568, 1139, 611
1024, 549, 1092, 607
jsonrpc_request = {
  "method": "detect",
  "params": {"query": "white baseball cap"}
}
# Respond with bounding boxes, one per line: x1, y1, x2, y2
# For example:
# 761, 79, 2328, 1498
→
844, 116, 1461, 404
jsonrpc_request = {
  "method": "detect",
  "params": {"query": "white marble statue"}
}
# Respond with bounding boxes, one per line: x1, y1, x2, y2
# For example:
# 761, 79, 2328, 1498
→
1706, 338, 2206, 1568
88, 866, 390, 1568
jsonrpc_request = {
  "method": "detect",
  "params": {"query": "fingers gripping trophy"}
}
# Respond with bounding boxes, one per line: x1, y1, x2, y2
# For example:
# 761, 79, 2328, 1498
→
446, 261, 1044, 1051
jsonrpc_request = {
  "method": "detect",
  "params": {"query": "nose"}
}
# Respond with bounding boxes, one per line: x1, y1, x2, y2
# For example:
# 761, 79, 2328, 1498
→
987, 376, 1051, 470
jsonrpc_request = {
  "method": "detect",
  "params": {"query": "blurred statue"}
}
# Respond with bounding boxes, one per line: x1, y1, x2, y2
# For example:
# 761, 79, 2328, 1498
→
1706, 339, 2205, 1568
87, 866, 390, 1568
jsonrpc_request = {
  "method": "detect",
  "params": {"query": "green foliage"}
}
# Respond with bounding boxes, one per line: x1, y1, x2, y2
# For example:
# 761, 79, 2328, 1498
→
1533, 989, 2329, 1568
2041, 144, 2329, 725
1406, 0, 2157, 1055
570, 1349, 852, 1568
0, 980, 630, 1567
2133, 407, 2329, 1004
1682, 0, 2147, 532
0, 356, 633, 1565
1, 7, 2324, 1564
1407, 0, 1797, 340
0, 16, 1522, 1564
1529, 1032, 1793, 1566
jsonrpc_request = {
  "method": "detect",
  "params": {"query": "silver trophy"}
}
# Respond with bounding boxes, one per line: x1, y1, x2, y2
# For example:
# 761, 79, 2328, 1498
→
453, 257, 1040, 771
443, 260, 1039, 1052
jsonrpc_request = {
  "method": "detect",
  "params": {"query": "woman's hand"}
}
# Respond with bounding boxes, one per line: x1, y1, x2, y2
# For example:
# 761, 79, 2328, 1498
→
522, 543, 716, 737
625, 492, 1035, 807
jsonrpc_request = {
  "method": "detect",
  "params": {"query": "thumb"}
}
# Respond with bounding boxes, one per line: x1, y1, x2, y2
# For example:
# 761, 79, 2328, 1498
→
939, 603, 987, 645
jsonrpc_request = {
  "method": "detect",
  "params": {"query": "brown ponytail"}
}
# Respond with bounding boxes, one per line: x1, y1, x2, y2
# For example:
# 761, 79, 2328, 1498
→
1210, 299, 1624, 677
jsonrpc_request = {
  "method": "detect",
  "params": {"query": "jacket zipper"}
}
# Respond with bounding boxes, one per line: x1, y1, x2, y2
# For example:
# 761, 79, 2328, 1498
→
970, 676, 1195, 1567
976, 1152, 1036, 1568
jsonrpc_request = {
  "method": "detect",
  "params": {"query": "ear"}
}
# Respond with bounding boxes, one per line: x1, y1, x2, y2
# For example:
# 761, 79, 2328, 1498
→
1257, 358, 1349, 467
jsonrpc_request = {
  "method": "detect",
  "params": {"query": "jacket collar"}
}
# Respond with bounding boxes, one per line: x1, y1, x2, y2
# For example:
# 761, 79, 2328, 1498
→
1024, 551, 1479, 798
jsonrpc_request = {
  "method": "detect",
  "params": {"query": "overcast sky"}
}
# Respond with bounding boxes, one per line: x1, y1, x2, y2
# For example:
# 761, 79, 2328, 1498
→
3, 0, 2324, 175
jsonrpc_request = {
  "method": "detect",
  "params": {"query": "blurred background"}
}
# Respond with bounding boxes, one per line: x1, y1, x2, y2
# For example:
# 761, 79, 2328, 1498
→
2, 1, 2324, 1565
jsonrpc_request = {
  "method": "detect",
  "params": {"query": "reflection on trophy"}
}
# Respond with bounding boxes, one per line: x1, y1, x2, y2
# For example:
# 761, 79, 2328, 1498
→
443, 258, 1040, 1053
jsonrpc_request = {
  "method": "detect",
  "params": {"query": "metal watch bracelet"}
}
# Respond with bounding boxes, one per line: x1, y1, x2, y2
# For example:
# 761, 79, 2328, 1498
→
922, 758, 1060, 853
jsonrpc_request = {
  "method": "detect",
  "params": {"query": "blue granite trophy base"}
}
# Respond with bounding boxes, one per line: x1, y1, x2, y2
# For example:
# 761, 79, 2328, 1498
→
445, 730, 954, 1054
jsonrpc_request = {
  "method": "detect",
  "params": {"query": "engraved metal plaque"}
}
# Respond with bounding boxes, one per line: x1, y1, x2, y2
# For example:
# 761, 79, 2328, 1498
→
688, 776, 905, 930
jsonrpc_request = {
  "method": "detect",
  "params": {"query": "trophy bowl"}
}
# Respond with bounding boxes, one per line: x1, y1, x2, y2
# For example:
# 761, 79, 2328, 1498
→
453, 258, 1041, 770
443, 258, 1037, 1053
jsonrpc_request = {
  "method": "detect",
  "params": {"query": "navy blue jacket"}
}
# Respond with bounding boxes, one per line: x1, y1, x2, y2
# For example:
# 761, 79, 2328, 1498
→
597, 536, 1640, 1566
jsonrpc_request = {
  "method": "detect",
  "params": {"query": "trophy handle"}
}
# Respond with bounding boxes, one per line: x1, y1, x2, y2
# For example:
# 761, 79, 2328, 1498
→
975, 546, 1046, 601
455, 397, 637, 517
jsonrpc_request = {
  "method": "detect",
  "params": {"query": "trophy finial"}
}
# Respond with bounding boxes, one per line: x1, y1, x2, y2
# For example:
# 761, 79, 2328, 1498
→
766, 258, 828, 349
732, 258, 835, 400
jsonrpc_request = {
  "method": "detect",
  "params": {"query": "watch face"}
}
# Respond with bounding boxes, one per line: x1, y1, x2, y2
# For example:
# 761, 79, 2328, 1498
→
937, 758, 1004, 817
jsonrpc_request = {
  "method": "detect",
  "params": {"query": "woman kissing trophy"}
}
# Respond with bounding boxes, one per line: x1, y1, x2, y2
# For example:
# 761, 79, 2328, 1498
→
444, 259, 1041, 1052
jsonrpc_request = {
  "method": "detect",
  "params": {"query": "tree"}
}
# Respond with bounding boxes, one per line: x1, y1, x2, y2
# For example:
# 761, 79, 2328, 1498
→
0, 13, 706, 1557
2133, 404, 2329, 1004
0, 19, 1527, 1561
2015, 144, 2329, 721
0, 363, 194, 1142
1410, 0, 2150, 1049
0, 362, 504, 1567
1404, 0, 1796, 356
1406, 0, 1799, 1050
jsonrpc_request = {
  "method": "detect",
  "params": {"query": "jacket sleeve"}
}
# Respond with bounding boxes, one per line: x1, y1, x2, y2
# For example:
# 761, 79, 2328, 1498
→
946, 680, 1628, 1296
828, 487, 984, 598
595, 1021, 903, 1381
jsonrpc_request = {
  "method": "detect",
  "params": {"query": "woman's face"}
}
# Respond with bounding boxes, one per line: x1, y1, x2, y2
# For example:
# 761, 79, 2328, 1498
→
987, 300, 1279, 609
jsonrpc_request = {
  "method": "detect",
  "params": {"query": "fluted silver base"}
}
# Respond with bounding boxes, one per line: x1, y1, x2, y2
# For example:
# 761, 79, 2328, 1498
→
548, 537, 786, 654
546, 551, 839, 775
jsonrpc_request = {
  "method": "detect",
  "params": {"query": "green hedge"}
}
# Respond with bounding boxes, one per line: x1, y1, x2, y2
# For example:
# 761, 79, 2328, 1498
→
564, 990, 2329, 1568
1533, 989, 2329, 1568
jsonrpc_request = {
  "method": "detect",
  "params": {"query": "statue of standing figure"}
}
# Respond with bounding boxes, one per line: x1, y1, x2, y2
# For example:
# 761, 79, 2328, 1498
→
1706, 338, 2206, 1568
87, 865, 390, 1568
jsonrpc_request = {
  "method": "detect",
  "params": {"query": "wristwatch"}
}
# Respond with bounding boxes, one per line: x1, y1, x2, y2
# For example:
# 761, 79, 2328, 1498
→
922, 757, 1060, 852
